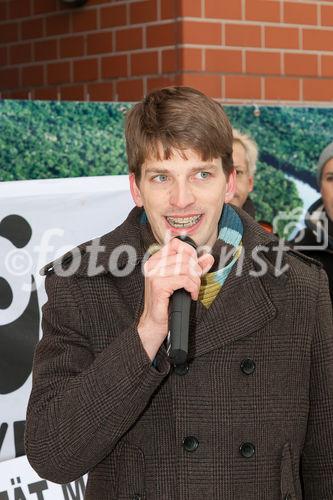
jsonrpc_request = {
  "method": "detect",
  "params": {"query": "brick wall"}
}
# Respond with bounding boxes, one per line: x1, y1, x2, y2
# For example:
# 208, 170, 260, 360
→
1, 0, 333, 103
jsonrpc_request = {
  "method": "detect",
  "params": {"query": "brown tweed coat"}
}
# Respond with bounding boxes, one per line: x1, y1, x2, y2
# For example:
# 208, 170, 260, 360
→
25, 207, 333, 500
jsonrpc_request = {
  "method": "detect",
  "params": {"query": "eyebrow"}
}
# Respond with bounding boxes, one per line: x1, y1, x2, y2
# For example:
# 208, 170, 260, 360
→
144, 164, 218, 175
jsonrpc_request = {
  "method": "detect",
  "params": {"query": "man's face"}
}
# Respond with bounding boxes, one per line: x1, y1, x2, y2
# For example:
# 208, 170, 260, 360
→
231, 141, 254, 209
321, 159, 333, 221
129, 148, 236, 249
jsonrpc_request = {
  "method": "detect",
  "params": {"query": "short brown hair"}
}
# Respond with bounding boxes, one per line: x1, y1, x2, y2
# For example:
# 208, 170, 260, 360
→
125, 86, 233, 182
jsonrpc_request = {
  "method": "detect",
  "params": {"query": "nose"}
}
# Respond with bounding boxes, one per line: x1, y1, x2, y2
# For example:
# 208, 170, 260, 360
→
169, 180, 195, 209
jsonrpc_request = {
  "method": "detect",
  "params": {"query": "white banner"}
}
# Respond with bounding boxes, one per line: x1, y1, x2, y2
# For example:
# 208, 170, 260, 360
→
0, 455, 87, 500
0, 175, 134, 462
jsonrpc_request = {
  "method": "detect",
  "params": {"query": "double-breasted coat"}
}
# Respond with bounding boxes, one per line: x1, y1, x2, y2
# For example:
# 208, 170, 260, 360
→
25, 207, 333, 500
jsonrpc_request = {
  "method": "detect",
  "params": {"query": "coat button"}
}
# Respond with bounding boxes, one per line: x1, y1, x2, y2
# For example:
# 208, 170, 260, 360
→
239, 442, 255, 458
183, 436, 199, 452
174, 363, 189, 376
240, 358, 256, 375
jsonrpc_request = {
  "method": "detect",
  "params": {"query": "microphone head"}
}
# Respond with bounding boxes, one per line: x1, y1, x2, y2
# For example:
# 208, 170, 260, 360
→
175, 235, 197, 250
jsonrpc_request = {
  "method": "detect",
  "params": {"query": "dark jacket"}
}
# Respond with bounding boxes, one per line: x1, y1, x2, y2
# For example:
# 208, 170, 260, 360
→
242, 196, 256, 218
25, 207, 333, 500
293, 198, 333, 303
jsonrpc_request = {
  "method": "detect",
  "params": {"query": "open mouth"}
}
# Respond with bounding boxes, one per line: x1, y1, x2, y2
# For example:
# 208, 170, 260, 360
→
165, 214, 202, 229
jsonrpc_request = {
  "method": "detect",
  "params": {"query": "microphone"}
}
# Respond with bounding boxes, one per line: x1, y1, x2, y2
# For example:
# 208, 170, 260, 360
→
169, 235, 197, 368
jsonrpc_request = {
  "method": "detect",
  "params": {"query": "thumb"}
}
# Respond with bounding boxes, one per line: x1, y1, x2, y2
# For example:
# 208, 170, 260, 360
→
198, 253, 214, 275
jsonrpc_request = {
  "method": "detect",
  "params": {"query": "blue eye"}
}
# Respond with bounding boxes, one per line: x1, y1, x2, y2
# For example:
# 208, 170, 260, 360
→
153, 175, 167, 183
196, 171, 210, 179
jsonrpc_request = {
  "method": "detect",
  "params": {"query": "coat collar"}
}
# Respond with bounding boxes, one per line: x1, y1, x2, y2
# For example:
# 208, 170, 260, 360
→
74, 206, 283, 358
75, 206, 156, 276
188, 247, 277, 359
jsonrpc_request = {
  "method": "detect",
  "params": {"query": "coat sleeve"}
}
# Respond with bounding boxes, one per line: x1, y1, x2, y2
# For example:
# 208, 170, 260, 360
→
25, 272, 170, 484
301, 269, 333, 499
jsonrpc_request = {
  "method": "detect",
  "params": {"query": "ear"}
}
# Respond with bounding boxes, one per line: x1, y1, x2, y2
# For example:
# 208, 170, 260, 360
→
224, 168, 236, 203
129, 173, 143, 207
248, 175, 254, 193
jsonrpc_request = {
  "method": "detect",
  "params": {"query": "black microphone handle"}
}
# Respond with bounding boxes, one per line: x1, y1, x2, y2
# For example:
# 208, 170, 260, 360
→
169, 288, 192, 366
169, 235, 197, 367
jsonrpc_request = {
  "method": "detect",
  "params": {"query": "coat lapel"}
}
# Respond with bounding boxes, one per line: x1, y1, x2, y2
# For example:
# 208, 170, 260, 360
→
74, 205, 281, 359
188, 251, 277, 359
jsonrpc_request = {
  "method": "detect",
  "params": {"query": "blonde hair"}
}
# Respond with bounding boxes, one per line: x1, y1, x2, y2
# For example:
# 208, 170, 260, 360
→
232, 129, 258, 177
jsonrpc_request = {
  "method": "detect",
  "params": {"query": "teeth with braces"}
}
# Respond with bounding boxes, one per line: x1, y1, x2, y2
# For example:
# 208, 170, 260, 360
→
166, 215, 201, 228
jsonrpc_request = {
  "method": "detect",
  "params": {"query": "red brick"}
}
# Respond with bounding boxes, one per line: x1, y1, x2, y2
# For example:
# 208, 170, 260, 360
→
147, 23, 176, 48
182, 21, 221, 45
226, 24, 261, 47
34, 40, 57, 61
87, 32, 113, 55
60, 36, 84, 58
9, 43, 32, 64
22, 65, 44, 87
284, 53, 317, 77
130, 0, 157, 23
47, 62, 70, 85
61, 85, 85, 101
72, 9, 97, 32
100, 4, 127, 29
265, 27, 299, 49
161, 0, 179, 19
33, 0, 58, 15
180, 0, 202, 17
246, 0, 280, 22
73, 59, 98, 82
162, 49, 178, 73
34, 87, 58, 100
21, 18, 44, 40
147, 76, 178, 93
131, 51, 158, 76
303, 29, 333, 51
116, 79, 144, 100
87, 82, 114, 102
225, 75, 261, 99
83, 0, 107, 4
182, 48, 202, 71
265, 77, 299, 100
5, 90, 30, 99
205, 0, 242, 20
284, 2, 317, 25
0, 2, 8, 21
0, 22, 19, 44
116, 27, 143, 51
46, 14, 70, 36
206, 48, 242, 73
9, 0, 31, 19
322, 56, 333, 77
303, 79, 333, 101
102, 54, 128, 78
246, 51, 281, 75
0, 68, 19, 90
321, 6, 333, 27
181, 73, 221, 98
0, 47, 7, 66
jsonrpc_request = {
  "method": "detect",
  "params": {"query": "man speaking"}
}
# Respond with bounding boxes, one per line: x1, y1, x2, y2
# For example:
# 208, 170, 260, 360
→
25, 87, 333, 499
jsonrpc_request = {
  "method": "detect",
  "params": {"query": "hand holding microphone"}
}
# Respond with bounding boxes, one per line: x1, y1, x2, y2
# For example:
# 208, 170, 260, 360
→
137, 237, 214, 363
